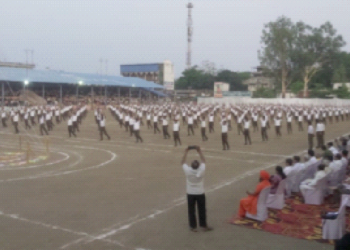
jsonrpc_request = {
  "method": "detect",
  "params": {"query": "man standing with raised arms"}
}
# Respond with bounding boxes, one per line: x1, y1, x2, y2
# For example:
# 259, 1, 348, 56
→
181, 146, 212, 232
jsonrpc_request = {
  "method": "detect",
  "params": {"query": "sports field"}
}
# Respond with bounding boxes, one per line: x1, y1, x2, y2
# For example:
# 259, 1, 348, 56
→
0, 110, 343, 250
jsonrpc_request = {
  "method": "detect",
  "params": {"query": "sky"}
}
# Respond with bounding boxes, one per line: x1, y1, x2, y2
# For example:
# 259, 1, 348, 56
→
0, 0, 350, 78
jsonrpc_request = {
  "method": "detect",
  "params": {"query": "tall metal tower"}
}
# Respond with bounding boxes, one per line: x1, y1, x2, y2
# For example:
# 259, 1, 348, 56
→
186, 2, 193, 69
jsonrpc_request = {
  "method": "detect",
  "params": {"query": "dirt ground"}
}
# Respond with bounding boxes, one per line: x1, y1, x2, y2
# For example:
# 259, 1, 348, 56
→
0, 110, 347, 250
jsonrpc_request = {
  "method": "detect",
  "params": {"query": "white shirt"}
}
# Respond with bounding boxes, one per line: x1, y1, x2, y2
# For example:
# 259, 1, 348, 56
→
330, 160, 343, 172
100, 117, 105, 127
173, 122, 180, 131
183, 163, 205, 195
316, 123, 325, 132
221, 123, 228, 133
303, 170, 326, 187
162, 119, 168, 126
308, 125, 314, 135
274, 119, 281, 126
209, 116, 214, 122
260, 118, 267, 127
201, 120, 206, 128
13, 114, 19, 122
188, 117, 193, 124
244, 121, 250, 129
133, 121, 140, 130
67, 118, 72, 126
329, 146, 339, 155
284, 166, 294, 176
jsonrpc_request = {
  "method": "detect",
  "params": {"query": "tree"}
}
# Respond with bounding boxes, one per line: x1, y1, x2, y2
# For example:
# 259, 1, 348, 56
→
293, 21, 345, 97
252, 87, 276, 98
333, 84, 350, 99
215, 70, 248, 91
175, 66, 215, 90
259, 16, 296, 98
289, 81, 304, 95
332, 64, 348, 83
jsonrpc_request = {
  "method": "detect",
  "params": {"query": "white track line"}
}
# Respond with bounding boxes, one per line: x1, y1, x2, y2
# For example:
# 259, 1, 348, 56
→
0, 210, 124, 247
0, 131, 290, 158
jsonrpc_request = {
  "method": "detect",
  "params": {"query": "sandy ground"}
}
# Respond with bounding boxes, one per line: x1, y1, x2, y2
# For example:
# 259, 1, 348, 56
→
0, 111, 347, 250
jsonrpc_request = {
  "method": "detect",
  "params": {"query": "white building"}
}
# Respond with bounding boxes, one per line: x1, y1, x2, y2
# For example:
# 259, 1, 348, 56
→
333, 82, 350, 90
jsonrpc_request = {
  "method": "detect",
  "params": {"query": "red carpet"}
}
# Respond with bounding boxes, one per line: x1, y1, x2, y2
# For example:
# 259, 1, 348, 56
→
229, 194, 350, 245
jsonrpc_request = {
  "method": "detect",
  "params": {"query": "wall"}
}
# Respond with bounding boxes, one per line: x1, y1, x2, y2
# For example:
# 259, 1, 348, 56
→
197, 97, 350, 106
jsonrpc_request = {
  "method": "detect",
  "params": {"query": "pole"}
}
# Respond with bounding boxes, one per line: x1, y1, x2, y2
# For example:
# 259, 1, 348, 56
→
105, 85, 107, 104
129, 88, 131, 101
91, 86, 94, 109
42, 85, 45, 99
139, 89, 141, 100
118, 87, 120, 100
76, 85, 79, 103
1, 82, 4, 106
60, 85, 62, 104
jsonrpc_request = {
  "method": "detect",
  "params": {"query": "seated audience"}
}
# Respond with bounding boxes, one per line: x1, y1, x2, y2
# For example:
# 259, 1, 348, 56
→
300, 164, 327, 196
269, 166, 286, 194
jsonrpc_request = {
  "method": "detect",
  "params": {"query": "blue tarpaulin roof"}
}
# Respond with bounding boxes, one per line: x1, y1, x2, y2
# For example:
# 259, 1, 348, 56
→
0, 67, 164, 89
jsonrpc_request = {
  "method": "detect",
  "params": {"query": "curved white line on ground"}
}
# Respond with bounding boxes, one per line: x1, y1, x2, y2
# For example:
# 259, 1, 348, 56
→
0, 147, 117, 183
0, 151, 69, 171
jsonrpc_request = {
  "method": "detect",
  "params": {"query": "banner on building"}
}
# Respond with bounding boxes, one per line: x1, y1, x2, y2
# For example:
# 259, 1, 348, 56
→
164, 82, 174, 91
214, 82, 229, 98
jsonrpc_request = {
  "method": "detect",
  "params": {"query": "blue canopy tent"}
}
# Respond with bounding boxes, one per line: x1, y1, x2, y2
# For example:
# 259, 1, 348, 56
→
0, 67, 168, 103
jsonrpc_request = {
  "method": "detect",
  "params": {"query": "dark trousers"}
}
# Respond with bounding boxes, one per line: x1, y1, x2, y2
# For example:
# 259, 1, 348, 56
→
154, 122, 161, 133
2, 118, 7, 127
261, 127, 268, 141
134, 130, 143, 143
209, 122, 214, 133
308, 134, 314, 149
287, 123, 292, 134
187, 194, 207, 229
253, 122, 259, 132
56, 116, 60, 124
14, 122, 19, 134
298, 122, 303, 131
244, 129, 251, 145
188, 124, 194, 135
25, 119, 31, 129
163, 125, 170, 139
119, 120, 123, 128
147, 120, 152, 129
100, 127, 110, 140
30, 116, 36, 126
316, 131, 324, 148
73, 121, 79, 132
275, 126, 281, 137
40, 124, 48, 135
237, 124, 242, 135
222, 133, 229, 150
129, 125, 134, 136
125, 121, 129, 131
182, 117, 186, 125
68, 125, 76, 137
173, 131, 181, 146
201, 128, 208, 141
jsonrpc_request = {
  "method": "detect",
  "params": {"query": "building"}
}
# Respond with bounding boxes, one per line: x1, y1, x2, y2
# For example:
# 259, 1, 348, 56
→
333, 82, 350, 91
120, 60, 175, 90
243, 66, 274, 92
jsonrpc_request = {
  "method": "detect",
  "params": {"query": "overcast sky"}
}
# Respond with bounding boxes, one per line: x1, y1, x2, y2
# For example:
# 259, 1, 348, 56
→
0, 0, 349, 77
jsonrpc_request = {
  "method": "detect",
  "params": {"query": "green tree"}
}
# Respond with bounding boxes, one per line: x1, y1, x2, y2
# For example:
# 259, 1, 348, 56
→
293, 21, 345, 97
289, 81, 304, 95
332, 64, 348, 83
252, 87, 276, 98
259, 16, 296, 98
215, 70, 247, 91
175, 66, 215, 90
333, 84, 350, 99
